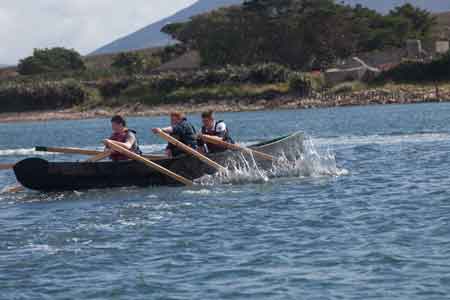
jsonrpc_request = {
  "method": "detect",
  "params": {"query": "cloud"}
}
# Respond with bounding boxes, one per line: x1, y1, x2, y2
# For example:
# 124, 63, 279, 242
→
0, 0, 196, 64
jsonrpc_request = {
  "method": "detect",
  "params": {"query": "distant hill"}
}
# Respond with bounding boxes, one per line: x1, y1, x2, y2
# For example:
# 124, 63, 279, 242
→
92, 0, 450, 55
92, 0, 242, 55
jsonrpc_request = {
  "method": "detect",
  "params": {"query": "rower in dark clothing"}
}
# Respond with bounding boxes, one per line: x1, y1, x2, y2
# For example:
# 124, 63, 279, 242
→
152, 111, 198, 157
107, 115, 142, 161
198, 110, 234, 154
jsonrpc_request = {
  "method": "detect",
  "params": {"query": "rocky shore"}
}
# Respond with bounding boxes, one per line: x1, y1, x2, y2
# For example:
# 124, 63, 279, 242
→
0, 84, 449, 123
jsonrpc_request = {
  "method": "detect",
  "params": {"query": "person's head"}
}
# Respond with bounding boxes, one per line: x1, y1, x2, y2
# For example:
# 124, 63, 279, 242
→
201, 110, 215, 129
111, 115, 126, 133
170, 111, 185, 126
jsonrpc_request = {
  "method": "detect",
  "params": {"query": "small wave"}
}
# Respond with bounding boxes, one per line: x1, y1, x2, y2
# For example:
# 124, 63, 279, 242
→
0, 148, 50, 157
139, 144, 166, 153
22, 243, 60, 255
314, 133, 450, 147
182, 189, 213, 195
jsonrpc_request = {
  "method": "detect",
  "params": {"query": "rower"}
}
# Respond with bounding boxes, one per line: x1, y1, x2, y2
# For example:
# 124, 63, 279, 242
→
199, 110, 234, 153
108, 115, 142, 161
152, 112, 198, 157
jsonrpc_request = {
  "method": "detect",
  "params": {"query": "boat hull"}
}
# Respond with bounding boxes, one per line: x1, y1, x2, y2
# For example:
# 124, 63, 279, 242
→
14, 132, 304, 191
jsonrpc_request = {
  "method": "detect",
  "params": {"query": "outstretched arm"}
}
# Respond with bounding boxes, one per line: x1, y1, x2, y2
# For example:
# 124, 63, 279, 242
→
152, 126, 173, 134
199, 134, 225, 142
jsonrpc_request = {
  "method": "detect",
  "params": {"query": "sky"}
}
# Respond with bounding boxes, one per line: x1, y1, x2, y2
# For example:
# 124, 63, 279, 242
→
0, 0, 196, 65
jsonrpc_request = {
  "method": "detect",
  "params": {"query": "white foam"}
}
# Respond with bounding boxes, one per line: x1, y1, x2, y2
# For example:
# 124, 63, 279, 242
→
0, 148, 50, 157
196, 137, 346, 186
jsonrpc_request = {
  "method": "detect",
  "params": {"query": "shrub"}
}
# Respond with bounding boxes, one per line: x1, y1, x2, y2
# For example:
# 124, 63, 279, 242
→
157, 44, 188, 63
288, 72, 312, 96
149, 72, 182, 92
0, 80, 88, 112
18, 48, 85, 75
98, 78, 133, 98
378, 50, 450, 83
112, 52, 148, 75
247, 63, 290, 83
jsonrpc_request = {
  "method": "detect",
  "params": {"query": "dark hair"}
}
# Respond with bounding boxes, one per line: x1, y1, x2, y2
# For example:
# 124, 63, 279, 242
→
201, 110, 214, 119
111, 115, 126, 127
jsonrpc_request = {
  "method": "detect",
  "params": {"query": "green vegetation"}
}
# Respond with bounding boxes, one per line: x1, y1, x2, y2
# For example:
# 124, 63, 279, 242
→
378, 50, 450, 83
112, 52, 160, 74
0, 1, 444, 114
18, 48, 85, 75
98, 63, 309, 104
116, 83, 289, 106
163, 1, 435, 69
0, 80, 90, 112
329, 81, 368, 94
0, 63, 311, 112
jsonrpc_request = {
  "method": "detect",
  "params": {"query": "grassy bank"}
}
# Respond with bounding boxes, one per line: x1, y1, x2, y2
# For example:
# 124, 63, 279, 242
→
1, 80, 450, 123
2, 54, 450, 121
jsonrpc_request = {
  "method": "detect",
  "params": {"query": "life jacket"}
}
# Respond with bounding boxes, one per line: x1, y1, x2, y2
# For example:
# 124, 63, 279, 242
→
201, 120, 234, 153
167, 119, 198, 157
109, 129, 142, 161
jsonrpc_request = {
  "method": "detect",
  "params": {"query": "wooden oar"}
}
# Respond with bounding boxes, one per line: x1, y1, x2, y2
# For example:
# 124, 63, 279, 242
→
35, 146, 168, 161
0, 163, 15, 170
104, 139, 193, 186
3, 185, 23, 193
35, 146, 101, 156
84, 151, 112, 162
199, 134, 275, 161
154, 129, 226, 172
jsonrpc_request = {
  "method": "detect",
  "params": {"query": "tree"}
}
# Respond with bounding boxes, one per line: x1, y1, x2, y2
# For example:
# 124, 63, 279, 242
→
389, 4, 436, 40
18, 47, 85, 75
161, 0, 436, 69
111, 52, 159, 75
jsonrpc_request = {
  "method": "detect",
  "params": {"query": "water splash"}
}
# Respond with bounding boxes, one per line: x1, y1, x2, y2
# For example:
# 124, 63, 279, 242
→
196, 136, 347, 186
269, 138, 348, 178
196, 152, 269, 186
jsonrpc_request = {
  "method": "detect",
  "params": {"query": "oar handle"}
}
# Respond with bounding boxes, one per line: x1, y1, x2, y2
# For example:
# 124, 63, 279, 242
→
35, 146, 168, 161
35, 146, 101, 156
155, 129, 226, 172
199, 134, 275, 161
85, 151, 112, 162
0, 163, 15, 170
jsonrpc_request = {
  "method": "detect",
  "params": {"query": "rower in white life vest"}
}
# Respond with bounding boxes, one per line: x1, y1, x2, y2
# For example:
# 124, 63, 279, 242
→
198, 110, 234, 153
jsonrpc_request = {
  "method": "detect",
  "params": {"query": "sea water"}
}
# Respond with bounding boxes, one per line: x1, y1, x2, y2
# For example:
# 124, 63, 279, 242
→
1, 103, 450, 299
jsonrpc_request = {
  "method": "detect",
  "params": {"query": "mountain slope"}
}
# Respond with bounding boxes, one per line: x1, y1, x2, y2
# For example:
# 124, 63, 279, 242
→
92, 0, 450, 55
92, 0, 242, 55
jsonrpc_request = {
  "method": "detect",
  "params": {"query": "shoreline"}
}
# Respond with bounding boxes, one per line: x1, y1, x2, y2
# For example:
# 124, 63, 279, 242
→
2, 83, 450, 123
0, 95, 448, 124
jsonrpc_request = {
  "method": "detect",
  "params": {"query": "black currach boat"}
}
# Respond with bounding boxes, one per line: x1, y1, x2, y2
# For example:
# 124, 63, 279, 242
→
13, 132, 304, 191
